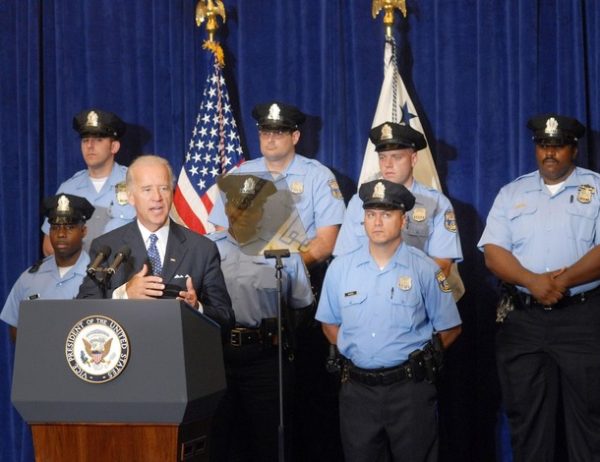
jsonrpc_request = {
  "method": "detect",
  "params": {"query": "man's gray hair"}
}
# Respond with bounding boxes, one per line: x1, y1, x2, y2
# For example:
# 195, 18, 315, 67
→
126, 155, 174, 190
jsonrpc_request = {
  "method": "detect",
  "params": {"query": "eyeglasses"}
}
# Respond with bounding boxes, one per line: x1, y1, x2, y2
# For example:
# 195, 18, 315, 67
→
258, 129, 292, 140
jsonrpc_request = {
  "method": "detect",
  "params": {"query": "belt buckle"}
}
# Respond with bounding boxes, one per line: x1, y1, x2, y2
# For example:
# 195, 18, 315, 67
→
230, 329, 243, 347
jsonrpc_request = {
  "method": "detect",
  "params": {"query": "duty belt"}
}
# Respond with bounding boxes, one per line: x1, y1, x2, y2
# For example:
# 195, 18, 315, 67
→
229, 324, 278, 347
348, 362, 416, 386
516, 285, 600, 311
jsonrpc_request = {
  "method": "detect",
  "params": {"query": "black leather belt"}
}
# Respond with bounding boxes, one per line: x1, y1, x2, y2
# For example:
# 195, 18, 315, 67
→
516, 285, 600, 311
229, 325, 278, 347
348, 362, 413, 386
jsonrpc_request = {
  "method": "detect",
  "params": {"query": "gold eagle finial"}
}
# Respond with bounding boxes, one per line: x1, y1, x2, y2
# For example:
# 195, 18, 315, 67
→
195, 0, 226, 43
372, 0, 407, 38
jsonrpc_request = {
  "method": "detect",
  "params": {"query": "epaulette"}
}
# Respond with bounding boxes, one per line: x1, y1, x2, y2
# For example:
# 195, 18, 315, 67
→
68, 169, 88, 180
28, 256, 49, 273
512, 171, 537, 184
208, 230, 228, 242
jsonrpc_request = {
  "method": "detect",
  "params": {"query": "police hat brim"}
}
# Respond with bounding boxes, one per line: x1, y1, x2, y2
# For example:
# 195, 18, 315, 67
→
77, 126, 121, 139
361, 200, 405, 211
48, 214, 86, 225
257, 120, 298, 131
532, 133, 577, 146
375, 140, 427, 152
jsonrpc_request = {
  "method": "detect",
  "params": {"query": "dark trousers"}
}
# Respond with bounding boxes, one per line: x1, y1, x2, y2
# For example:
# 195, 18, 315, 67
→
339, 378, 438, 462
292, 323, 344, 461
210, 345, 291, 462
496, 297, 600, 462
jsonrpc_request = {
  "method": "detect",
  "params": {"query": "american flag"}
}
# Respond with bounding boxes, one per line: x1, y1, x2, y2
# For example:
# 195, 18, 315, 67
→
172, 51, 245, 234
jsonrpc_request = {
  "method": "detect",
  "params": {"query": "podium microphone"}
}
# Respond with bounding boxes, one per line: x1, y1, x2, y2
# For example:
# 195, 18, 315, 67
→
106, 246, 131, 276
86, 245, 111, 276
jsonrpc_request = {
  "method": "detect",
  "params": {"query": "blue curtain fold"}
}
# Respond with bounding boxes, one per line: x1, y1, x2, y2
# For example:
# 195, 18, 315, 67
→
2, 1, 599, 461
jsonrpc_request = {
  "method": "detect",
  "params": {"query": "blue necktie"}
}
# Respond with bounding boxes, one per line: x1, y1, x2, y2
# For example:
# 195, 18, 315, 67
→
147, 234, 162, 276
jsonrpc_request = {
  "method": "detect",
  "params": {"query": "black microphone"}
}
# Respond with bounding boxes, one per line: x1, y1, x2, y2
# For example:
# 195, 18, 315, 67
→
86, 245, 111, 276
106, 246, 131, 276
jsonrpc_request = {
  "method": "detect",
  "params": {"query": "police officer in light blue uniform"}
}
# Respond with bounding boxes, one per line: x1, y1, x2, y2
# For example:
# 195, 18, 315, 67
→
478, 113, 600, 461
209, 101, 345, 268
208, 174, 314, 462
209, 102, 344, 460
2, 194, 93, 340
317, 179, 461, 462
41, 109, 135, 255
334, 121, 462, 278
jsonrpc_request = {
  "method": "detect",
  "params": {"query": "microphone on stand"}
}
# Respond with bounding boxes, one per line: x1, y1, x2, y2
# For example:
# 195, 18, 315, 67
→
105, 246, 131, 278
86, 245, 111, 277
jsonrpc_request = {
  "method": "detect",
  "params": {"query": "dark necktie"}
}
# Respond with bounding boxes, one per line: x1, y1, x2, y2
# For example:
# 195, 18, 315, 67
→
147, 234, 162, 276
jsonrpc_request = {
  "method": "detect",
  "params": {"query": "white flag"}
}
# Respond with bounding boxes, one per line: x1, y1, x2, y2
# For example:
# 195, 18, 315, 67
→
359, 39, 465, 301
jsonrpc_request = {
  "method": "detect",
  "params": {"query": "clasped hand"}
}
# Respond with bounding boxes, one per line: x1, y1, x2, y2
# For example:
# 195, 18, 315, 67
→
527, 268, 568, 306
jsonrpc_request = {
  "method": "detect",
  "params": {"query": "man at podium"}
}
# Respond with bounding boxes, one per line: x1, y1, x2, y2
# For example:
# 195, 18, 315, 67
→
77, 155, 234, 331
1, 193, 94, 341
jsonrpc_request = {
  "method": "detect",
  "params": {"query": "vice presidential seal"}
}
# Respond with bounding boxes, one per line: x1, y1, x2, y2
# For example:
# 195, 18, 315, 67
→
65, 315, 130, 384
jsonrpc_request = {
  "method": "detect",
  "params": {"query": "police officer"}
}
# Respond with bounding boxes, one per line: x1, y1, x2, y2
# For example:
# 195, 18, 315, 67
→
1, 194, 94, 342
317, 179, 462, 462
41, 109, 135, 255
209, 174, 314, 462
478, 114, 600, 461
209, 101, 345, 268
209, 102, 346, 459
334, 121, 462, 277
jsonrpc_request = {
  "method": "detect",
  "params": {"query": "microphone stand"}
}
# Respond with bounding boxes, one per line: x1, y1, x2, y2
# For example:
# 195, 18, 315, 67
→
87, 248, 130, 296
263, 248, 290, 462
87, 268, 109, 296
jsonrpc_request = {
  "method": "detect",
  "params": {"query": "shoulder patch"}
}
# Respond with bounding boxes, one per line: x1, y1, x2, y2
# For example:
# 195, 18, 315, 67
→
436, 270, 452, 293
328, 179, 343, 200
444, 209, 457, 232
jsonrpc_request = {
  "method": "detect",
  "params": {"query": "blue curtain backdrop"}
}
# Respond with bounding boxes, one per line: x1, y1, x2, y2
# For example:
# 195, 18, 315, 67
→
1, 1, 599, 461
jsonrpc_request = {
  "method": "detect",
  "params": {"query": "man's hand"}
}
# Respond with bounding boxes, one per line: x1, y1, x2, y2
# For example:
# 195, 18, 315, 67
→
525, 272, 568, 306
125, 264, 165, 299
177, 276, 200, 309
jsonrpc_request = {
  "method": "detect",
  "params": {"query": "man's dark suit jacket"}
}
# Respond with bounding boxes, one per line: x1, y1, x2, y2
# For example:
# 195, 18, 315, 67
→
77, 220, 234, 330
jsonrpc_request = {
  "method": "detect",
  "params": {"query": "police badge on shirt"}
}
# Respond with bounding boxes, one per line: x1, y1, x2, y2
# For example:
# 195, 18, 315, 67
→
577, 184, 595, 204
115, 182, 128, 205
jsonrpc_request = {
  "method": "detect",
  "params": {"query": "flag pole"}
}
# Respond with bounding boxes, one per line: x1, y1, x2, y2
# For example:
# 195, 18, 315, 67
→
172, 1, 244, 234
372, 0, 407, 39
368, 0, 466, 301
195, 0, 227, 44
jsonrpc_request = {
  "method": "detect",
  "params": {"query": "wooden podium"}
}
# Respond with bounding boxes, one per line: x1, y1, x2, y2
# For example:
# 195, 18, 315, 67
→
12, 299, 226, 462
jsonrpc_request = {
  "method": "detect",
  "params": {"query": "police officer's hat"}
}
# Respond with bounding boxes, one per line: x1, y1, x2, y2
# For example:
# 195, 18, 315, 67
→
43, 194, 95, 225
369, 122, 427, 152
527, 113, 585, 146
218, 174, 277, 211
252, 101, 306, 131
359, 179, 415, 212
73, 109, 126, 139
